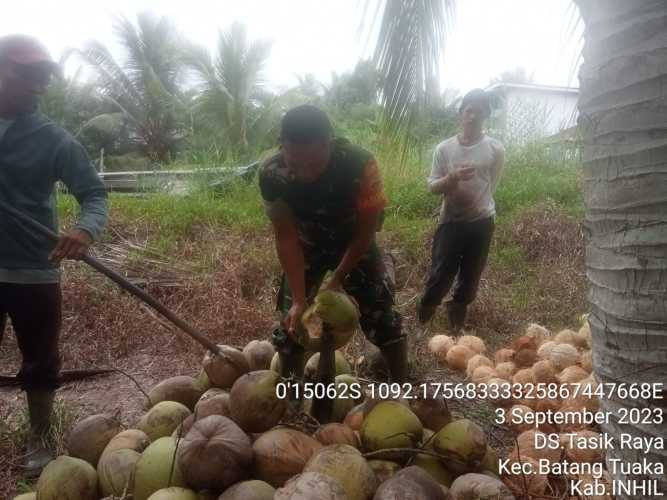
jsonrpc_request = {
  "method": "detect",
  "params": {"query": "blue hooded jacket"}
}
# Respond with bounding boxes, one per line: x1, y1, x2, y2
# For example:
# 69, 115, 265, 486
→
0, 111, 108, 275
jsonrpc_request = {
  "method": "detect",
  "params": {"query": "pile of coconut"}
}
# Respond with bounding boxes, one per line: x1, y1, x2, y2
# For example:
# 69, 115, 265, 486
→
19, 291, 522, 500
428, 317, 612, 499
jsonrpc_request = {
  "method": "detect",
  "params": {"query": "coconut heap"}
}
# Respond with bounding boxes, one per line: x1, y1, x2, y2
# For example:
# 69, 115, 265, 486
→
428, 316, 611, 499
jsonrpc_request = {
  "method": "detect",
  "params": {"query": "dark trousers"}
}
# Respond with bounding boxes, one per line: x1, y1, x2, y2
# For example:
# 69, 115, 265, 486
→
421, 217, 495, 308
274, 242, 403, 351
0, 282, 62, 391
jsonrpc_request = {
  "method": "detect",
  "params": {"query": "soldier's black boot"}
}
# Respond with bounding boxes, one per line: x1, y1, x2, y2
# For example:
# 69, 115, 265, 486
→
272, 326, 305, 412
446, 301, 467, 334
379, 336, 409, 384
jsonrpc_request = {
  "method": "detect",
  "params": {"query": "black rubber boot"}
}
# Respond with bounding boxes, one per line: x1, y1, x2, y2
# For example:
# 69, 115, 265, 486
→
272, 325, 305, 412
23, 389, 55, 477
446, 301, 468, 334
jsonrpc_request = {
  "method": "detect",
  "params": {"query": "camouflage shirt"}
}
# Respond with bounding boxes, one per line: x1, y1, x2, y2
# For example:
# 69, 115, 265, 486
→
259, 137, 387, 250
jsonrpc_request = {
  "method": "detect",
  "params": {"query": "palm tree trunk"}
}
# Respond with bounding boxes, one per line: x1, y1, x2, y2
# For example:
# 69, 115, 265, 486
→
576, 1, 667, 498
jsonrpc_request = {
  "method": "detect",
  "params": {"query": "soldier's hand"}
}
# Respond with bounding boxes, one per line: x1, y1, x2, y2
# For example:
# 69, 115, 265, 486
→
284, 301, 306, 338
49, 229, 92, 263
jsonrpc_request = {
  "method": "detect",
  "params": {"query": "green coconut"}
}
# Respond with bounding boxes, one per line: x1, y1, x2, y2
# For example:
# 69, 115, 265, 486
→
133, 437, 186, 500
202, 344, 249, 388
195, 369, 211, 391
303, 444, 376, 500
66, 413, 122, 467
12, 493, 36, 500
360, 401, 423, 456
304, 351, 352, 380
373, 465, 446, 500
270, 352, 281, 373
229, 370, 288, 432
412, 453, 457, 487
137, 401, 191, 441
218, 480, 276, 500
146, 487, 198, 500
433, 419, 487, 474
193, 392, 231, 420
447, 472, 514, 500
101, 429, 150, 456
147, 376, 206, 411
478, 445, 499, 475
252, 427, 323, 487
97, 447, 141, 497
243, 340, 276, 371
334, 374, 364, 403
35, 455, 98, 500
176, 415, 253, 490
367, 459, 401, 484
298, 290, 360, 350
274, 472, 348, 500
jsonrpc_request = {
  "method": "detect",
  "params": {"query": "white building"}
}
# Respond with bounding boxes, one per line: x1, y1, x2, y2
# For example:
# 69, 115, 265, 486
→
485, 83, 579, 141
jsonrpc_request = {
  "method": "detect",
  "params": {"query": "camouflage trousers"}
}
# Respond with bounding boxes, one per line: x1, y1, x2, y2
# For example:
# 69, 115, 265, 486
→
272, 241, 404, 355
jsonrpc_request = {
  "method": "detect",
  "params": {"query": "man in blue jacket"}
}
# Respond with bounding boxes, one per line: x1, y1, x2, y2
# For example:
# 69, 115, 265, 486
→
0, 34, 108, 475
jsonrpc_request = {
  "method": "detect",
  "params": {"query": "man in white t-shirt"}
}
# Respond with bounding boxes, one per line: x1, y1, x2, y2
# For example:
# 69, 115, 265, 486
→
417, 89, 505, 331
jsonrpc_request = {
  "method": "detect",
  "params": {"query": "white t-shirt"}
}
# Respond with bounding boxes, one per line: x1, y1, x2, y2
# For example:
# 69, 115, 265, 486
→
428, 134, 505, 223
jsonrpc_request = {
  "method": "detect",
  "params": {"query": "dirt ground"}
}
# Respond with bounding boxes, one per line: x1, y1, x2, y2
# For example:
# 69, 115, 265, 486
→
0, 209, 585, 497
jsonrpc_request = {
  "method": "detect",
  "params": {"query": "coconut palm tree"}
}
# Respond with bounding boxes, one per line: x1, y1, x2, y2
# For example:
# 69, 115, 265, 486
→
574, 2, 667, 497
184, 22, 276, 159
78, 12, 189, 162
370, 1, 666, 497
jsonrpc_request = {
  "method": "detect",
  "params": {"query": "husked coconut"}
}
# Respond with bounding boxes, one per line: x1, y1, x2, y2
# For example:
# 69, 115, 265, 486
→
466, 354, 494, 378
561, 430, 605, 463
243, 340, 275, 370
98, 448, 141, 497
446, 345, 474, 371
554, 329, 577, 346
512, 368, 535, 386
502, 456, 548, 497
494, 362, 516, 380
512, 335, 537, 352
360, 402, 423, 455
219, 480, 276, 500
549, 343, 580, 371
367, 459, 400, 484
202, 345, 249, 388
304, 444, 376, 500
433, 419, 487, 474
133, 437, 186, 500
574, 472, 613, 499
532, 359, 557, 384
147, 376, 205, 411
457, 335, 486, 354
525, 323, 550, 345
36, 455, 98, 500
448, 473, 514, 500
508, 404, 535, 434
253, 428, 322, 487
176, 415, 252, 490
558, 365, 589, 385
537, 340, 556, 359
428, 335, 455, 363
513, 347, 537, 368
229, 370, 287, 432
494, 348, 515, 364
275, 472, 348, 500
304, 351, 352, 379
67, 413, 122, 467
471, 366, 496, 384
314, 423, 360, 448
408, 385, 452, 432
373, 465, 446, 500
138, 401, 191, 441
145, 487, 198, 500
482, 378, 513, 407
580, 350, 593, 372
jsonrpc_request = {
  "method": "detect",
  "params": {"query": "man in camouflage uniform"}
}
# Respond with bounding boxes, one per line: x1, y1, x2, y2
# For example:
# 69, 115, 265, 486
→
259, 104, 407, 383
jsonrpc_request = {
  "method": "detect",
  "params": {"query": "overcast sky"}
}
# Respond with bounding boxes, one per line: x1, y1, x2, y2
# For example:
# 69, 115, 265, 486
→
2, 0, 583, 94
